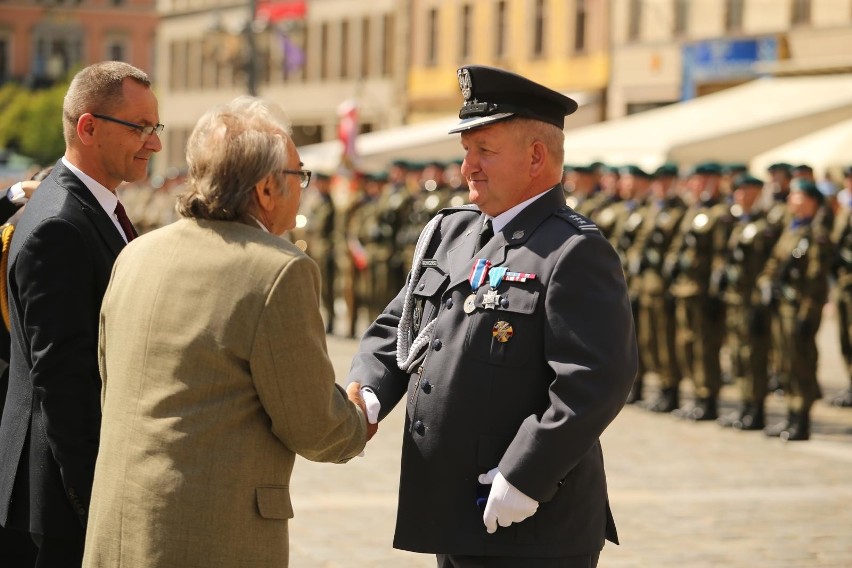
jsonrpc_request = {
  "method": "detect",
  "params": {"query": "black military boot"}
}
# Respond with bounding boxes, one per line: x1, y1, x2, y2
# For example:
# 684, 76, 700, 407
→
780, 412, 810, 441
736, 403, 765, 431
764, 412, 794, 438
646, 387, 679, 413
685, 396, 717, 421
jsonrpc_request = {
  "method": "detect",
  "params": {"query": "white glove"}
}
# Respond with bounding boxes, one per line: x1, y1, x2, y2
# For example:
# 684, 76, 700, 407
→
478, 467, 539, 534
360, 387, 380, 424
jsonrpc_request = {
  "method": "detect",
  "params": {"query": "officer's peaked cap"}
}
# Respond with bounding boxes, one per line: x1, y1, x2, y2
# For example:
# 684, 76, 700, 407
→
449, 65, 578, 134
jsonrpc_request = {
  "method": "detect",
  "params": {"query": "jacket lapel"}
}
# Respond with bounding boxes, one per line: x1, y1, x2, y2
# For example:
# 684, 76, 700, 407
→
55, 162, 127, 257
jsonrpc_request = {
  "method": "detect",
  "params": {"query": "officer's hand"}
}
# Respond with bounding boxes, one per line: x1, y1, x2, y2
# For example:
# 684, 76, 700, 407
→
346, 382, 378, 441
478, 468, 539, 534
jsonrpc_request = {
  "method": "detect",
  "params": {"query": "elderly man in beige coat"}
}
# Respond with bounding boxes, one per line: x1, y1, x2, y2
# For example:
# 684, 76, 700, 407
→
83, 96, 373, 567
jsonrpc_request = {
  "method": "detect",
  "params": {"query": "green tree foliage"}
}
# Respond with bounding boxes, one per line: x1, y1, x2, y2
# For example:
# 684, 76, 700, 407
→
0, 79, 68, 167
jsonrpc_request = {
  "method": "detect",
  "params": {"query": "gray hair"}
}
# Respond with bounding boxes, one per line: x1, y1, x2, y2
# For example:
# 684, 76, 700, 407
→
512, 117, 565, 167
63, 61, 152, 146
176, 96, 293, 222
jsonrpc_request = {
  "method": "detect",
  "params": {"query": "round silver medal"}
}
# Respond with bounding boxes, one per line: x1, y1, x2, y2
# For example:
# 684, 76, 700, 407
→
464, 294, 477, 314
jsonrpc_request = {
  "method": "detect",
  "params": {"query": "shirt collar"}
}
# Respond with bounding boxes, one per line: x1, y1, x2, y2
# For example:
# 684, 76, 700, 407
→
490, 190, 549, 233
61, 156, 118, 216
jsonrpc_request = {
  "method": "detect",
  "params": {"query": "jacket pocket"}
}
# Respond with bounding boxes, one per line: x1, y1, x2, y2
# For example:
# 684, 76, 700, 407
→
256, 485, 294, 520
465, 283, 539, 367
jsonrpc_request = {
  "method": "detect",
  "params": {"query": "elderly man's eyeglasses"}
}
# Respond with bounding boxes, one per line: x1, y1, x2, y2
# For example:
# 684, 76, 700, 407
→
92, 113, 165, 140
280, 169, 312, 189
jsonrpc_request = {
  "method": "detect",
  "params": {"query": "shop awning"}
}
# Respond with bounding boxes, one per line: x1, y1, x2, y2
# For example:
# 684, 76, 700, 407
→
563, 74, 852, 173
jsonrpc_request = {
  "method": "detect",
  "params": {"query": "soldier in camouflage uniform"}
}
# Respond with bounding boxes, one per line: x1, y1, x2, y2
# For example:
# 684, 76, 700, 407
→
716, 175, 781, 430
758, 180, 833, 441
563, 164, 601, 217
591, 165, 623, 240
304, 172, 337, 333
632, 163, 687, 412
830, 165, 852, 408
664, 162, 734, 421
607, 165, 652, 403
359, 172, 397, 320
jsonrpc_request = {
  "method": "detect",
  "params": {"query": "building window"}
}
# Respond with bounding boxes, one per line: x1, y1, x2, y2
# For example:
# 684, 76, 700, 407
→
340, 20, 349, 79
495, 1, 507, 59
319, 22, 329, 80
628, 0, 641, 42
574, 0, 587, 53
791, 0, 810, 25
673, 0, 688, 35
104, 36, 128, 62
0, 34, 10, 82
361, 17, 371, 79
426, 8, 439, 66
460, 4, 472, 62
382, 14, 394, 77
532, 0, 545, 57
725, 0, 744, 31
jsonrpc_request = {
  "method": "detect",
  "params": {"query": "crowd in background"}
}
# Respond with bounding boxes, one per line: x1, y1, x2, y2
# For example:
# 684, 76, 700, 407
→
54, 157, 852, 441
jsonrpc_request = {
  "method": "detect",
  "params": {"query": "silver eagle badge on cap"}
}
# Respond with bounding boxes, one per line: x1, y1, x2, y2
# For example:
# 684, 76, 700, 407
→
458, 68, 473, 101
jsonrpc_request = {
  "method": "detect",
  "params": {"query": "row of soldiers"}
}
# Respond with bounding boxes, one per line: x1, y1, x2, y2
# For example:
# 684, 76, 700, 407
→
569, 160, 852, 442
300, 158, 852, 442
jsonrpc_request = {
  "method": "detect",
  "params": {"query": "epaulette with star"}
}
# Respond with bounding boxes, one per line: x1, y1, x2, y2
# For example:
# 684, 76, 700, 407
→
555, 205, 600, 234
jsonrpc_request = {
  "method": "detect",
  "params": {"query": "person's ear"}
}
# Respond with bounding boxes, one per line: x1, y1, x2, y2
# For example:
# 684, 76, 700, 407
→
76, 114, 97, 146
529, 140, 546, 177
254, 175, 276, 212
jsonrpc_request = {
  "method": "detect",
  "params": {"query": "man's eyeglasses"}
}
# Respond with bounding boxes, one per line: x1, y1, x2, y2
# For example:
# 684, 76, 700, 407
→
280, 169, 312, 189
92, 113, 165, 140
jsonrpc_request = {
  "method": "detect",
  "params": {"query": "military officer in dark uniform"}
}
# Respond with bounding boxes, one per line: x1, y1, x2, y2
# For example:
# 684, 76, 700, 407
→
758, 180, 833, 441
304, 172, 337, 333
832, 165, 852, 407
716, 175, 780, 430
664, 162, 734, 421
632, 163, 687, 412
348, 65, 637, 567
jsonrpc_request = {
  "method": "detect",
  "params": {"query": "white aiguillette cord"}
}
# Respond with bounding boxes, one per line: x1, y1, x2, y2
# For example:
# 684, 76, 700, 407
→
396, 213, 444, 374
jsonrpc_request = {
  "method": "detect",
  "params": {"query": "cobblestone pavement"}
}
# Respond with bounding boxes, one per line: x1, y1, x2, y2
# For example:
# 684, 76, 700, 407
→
288, 308, 852, 568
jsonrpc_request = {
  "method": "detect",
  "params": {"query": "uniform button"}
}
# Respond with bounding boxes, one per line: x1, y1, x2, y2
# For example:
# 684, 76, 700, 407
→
500, 297, 509, 308
432, 339, 442, 351
413, 420, 426, 435
421, 380, 432, 393
418, 283, 425, 291
445, 298, 454, 309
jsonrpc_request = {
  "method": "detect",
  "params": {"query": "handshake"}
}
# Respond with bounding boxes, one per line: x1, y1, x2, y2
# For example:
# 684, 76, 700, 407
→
344, 383, 538, 533
346, 382, 379, 441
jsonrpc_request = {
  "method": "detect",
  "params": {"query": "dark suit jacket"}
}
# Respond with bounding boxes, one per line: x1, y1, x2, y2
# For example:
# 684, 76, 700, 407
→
348, 185, 638, 557
0, 160, 128, 539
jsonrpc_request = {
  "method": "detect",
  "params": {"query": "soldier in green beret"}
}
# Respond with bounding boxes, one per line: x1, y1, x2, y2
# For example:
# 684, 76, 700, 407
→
829, 164, 852, 407
757, 180, 833, 440
716, 175, 781, 430
303, 171, 338, 333
632, 164, 688, 412
664, 161, 734, 420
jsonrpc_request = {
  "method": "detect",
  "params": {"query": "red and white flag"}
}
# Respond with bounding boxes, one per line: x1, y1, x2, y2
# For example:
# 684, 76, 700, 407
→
337, 99, 359, 171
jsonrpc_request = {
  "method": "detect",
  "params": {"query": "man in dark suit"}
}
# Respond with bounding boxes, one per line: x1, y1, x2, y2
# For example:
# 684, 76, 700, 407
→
0, 61, 162, 567
348, 65, 638, 567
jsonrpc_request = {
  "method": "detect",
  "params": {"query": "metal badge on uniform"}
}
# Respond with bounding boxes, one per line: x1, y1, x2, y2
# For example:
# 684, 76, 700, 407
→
512, 230, 525, 240
492, 321, 513, 343
742, 223, 758, 243
421, 259, 438, 268
693, 213, 709, 229
464, 294, 477, 314
482, 289, 501, 309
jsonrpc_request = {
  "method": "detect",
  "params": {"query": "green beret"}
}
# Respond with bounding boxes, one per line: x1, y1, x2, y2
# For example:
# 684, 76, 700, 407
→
690, 161, 723, 176
732, 174, 764, 189
619, 165, 651, 179
723, 162, 748, 175
768, 162, 793, 174
654, 163, 679, 178
565, 164, 594, 174
791, 179, 824, 203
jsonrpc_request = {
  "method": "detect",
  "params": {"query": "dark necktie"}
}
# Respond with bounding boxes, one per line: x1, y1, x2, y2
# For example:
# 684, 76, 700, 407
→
474, 218, 493, 254
114, 200, 136, 242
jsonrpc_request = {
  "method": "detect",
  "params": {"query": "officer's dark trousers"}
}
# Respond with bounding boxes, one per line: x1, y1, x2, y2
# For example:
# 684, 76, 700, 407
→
437, 551, 600, 568
30, 533, 84, 568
